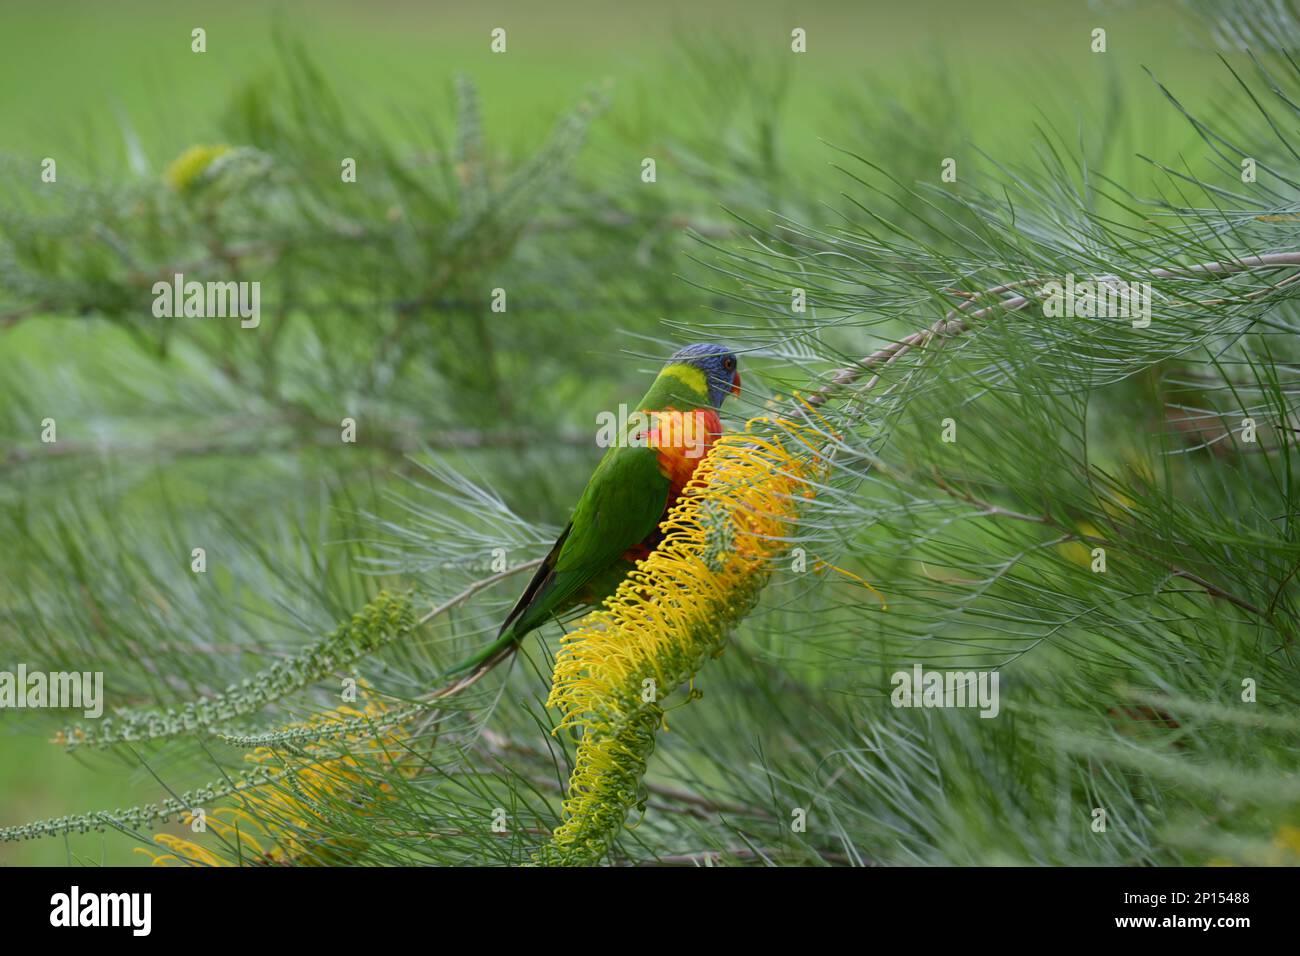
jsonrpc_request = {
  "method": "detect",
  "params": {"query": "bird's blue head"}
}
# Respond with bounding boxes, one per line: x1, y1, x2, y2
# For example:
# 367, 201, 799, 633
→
666, 342, 741, 409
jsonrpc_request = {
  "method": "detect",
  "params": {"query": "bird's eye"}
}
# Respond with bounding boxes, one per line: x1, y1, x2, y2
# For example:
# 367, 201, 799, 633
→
724, 357, 734, 370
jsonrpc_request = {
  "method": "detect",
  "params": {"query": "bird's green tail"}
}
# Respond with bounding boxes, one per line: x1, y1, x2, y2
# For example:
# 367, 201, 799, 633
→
439, 623, 522, 679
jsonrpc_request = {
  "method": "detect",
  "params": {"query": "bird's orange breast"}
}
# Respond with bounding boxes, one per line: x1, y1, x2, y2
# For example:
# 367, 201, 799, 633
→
646, 408, 722, 502
618, 408, 723, 565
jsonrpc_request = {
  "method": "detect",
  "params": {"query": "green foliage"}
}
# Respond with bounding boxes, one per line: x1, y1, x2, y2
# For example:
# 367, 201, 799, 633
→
2, 12, 1299, 867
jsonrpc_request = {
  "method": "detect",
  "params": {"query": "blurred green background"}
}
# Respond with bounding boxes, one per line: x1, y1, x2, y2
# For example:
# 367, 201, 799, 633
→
0, 0, 1234, 864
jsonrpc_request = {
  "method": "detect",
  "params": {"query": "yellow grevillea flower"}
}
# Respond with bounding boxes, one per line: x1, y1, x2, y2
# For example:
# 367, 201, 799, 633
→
149, 807, 271, 867
164, 143, 232, 193
535, 415, 826, 865
138, 691, 410, 866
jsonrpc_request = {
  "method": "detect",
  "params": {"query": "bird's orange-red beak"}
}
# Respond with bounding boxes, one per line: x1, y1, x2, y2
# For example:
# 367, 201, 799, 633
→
731, 371, 742, 397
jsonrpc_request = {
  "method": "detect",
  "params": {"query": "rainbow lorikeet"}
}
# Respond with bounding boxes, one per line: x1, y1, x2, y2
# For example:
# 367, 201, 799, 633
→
446, 343, 741, 676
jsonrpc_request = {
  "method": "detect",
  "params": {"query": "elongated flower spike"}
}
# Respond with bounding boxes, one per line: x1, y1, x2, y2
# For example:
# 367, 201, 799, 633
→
58, 590, 416, 750
535, 415, 829, 865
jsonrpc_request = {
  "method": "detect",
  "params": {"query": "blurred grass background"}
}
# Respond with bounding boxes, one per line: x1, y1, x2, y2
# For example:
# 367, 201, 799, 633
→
0, 0, 1227, 864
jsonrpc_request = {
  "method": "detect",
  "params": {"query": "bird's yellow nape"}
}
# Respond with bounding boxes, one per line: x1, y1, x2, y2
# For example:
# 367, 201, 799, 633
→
657, 363, 710, 400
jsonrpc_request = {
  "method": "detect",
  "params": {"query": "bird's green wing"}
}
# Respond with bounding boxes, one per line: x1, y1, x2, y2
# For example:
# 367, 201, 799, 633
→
443, 443, 670, 677
504, 443, 670, 638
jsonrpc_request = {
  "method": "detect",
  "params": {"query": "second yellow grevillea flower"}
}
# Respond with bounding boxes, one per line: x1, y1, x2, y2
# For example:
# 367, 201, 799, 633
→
140, 689, 412, 866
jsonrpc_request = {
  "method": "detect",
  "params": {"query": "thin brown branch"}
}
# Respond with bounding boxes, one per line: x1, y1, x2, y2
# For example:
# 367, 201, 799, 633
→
413, 557, 546, 699
804, 250, 1300, 409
